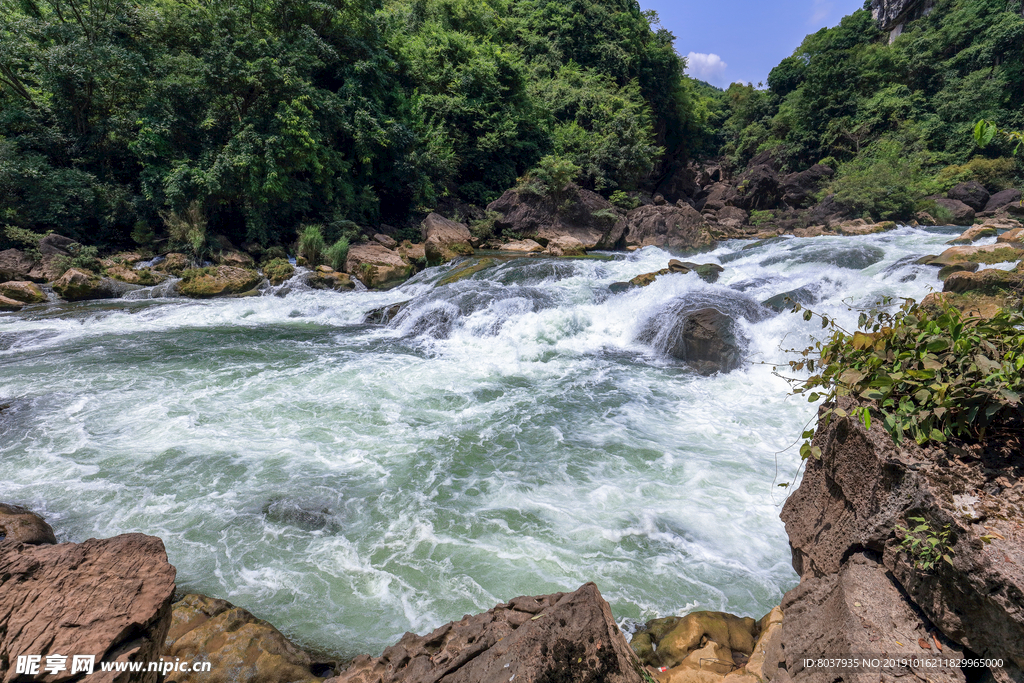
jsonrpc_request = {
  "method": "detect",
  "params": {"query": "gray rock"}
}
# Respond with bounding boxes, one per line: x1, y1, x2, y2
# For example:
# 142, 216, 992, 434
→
947, 181, 990, 212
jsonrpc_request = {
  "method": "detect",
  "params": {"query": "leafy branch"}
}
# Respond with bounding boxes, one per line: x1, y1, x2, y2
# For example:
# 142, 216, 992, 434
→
895, 516, 953, 572
778, 296, 1024, 454
974, 119, 1024, 155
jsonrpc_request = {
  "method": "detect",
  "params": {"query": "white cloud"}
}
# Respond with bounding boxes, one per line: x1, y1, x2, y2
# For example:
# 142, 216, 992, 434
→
810, 0, 836, 25
686, 52, 728, 86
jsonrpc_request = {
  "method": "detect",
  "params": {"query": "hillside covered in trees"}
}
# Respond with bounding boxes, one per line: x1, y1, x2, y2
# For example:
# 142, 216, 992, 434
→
1, 0, 1022, 253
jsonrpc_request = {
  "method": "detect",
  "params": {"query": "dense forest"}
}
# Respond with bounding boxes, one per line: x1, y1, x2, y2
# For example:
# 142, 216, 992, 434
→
1, 0, 1022, 251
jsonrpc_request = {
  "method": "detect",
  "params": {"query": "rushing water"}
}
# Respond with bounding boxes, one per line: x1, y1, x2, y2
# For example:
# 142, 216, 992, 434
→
0, 227, 961, 658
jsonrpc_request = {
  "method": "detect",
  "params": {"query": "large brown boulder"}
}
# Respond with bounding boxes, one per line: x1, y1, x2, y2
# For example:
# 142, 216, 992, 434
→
0, 503, 57, 545
0, 533, 177, 683
780, 165, 834, 209
984, 188, 1022, 213
487, 186, 624, 250
0, 295, 23, 311
942, 268, 1024, 295
421, 213, 474, 266
0, 249, 35, 283
733, 164, 782, 211
177, 266, 263, 298
930, 197, 976, 225
345, 243, 413, 289
37, 233, 77, 257
947, 181, 990, 212
620, 205, 715, 251
163, 594, 320, 683
0, 281, 45, 304
699, 183, 736, 213
52, 268, 122, 302
308, 265, 355, 291
329, 583, 644, 683
781, 398, 1024, 681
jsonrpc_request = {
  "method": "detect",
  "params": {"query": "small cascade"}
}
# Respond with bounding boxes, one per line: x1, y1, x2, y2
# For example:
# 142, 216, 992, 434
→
122, 278, 182, 299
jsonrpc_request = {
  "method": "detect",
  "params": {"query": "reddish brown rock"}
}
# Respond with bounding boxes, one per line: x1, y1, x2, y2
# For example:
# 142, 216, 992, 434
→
781, 397, 1024, 681
330, 583, 644, 683
0, 533, 177, 683
163, 594, 319, 683
0, 503, 56, 545
621, 205, 715, 251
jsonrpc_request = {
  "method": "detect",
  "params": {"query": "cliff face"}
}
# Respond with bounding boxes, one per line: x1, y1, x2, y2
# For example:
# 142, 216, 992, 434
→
777, 398, 1024, 683
871, 0, 936, 41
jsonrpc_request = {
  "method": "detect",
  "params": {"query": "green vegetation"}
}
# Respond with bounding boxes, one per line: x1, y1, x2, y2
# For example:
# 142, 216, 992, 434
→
325, 237, 350, 271
703, 0, 1024, 221
0, 0, 698, 251
785, 297, 1024, 448
298, 226, 326, 268
896, 517, 954, 571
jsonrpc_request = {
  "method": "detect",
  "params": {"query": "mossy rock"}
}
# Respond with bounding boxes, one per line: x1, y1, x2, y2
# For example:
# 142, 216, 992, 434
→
263, 258, 295, 286
177, 266, 263, 298
0, 281, 46, 304
154, 253, 190, 276
438, 258, 496, 286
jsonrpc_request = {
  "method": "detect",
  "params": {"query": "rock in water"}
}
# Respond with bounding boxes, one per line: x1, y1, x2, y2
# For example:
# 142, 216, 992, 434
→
52, 268, 122, 302
345, 244, 414, 289
0, 532, 176, 683
678, 309, 741, 375
421, 213, 474, 266
177, 266, 263, 298
621, 205, 715, 251
0, 249, 36, 283
487, 186, 623, 250
329, 583, 644, 683
947, 181, 990, 213
0, 503, 57, 545
164, 594, 320, 683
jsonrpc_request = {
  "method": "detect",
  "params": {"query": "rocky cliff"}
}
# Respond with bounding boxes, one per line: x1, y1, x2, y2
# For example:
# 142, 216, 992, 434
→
871, 0, 936, 40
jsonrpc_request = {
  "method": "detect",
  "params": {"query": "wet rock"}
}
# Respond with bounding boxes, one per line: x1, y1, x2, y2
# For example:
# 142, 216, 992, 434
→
998, 227, 1024, 244
0, 295, 23, 311
984, 188, 1022, 214
263, 258, 295, 286
345, 244, 413, 289
781, 396, 1024, 681
105, 265, 163, 286
0, 281, 45, 304
761, 286, 819, 313
0, 249, 36, 283
309, 266, 355, 292
937, 262, 980, 281
328, 582, 644, 683
37, 233, 77, 257
164, 594, 320, 683
374, 234, 398, 250
363, 301, 409, 324
833, 219, 896, 236
177, 266, 263, 298
621, 205, 715, 251
422, 213, 474, 266
544, 235, 586, 257
487, 186, 624, 250
934, 243, 1024, 265
947, 225, 998, 244
639, 306, 743, 375
947, 181, 990, 213
437, 258, 498, 286
154, 253, 191, 276
920, 292, 1003, 319
52, 268, 122, 302
0, 503, 57, 545
500, 239, 544, 253
0, 533, 177, 683
781, 552, 966, 683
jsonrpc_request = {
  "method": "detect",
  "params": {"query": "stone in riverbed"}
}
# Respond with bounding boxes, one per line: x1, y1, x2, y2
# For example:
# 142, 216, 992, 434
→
0, 294, 23, 311
309, 265, 355, 291
0, 248, 35, 283
164, 594, 321, 683
499, 239, 544, 253
0, 531, 177, 683
345, 243, 414, 289
947, 180, 990, 212
0, 280, 45, 304
52, 268, 123, 301
328, 583, 643, 683
154, 253, 191, 276
0, 503, 57, 545
422, 213, 474, 266
983, 188, 1022, 213
177, 266, 263, 298
544, 235, 586, 256
947, 225, 998, 244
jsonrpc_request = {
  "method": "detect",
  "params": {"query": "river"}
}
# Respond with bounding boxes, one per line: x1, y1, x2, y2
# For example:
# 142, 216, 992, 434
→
0, 226, 980, 658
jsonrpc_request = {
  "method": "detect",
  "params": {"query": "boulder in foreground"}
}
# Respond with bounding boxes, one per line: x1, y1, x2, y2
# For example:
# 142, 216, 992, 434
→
0, 529, 176, 683
345, 243, 413, 289
329, 582, 644, 683
422, 213, 474, 266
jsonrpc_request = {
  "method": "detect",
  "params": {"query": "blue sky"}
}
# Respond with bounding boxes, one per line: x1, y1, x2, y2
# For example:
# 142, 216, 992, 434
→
639, 0, 867, 88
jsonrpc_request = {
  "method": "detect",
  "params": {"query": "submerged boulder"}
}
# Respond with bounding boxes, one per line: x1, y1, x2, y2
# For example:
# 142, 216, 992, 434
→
345, 243, 413, 289
0, 295, 24, 311
422, 213, 474, 266
328, 583, 644, 683
164, 594, 321, 683
638, 306, 743, 375
177, 266, 263, 298
0, 531, 177, 683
